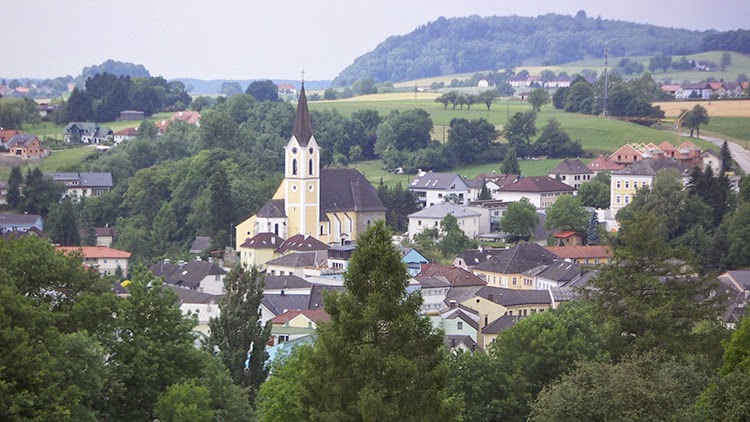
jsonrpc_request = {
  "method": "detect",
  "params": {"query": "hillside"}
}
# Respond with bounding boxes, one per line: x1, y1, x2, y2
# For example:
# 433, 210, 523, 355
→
332, 13, 711, 86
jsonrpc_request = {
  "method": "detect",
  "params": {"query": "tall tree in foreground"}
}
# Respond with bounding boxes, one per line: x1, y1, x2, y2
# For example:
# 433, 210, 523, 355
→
720, 140, 733, 174
501, 148, 521, 175
207, 266, 271, 406
298, 221, 460, 420
6, 165, 23, 210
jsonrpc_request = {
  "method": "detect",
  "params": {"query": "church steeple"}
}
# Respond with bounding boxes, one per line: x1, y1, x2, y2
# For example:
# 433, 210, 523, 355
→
292, 84, 313, 146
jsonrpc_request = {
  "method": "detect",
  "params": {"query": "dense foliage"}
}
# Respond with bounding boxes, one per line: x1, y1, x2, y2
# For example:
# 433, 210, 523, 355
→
333, 13, 707, 85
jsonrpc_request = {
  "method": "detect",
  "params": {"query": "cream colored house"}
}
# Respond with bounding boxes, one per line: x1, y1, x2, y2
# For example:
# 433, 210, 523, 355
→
56, 245, 131, 276
407, 202, 484, 239
610, 158, 691, 212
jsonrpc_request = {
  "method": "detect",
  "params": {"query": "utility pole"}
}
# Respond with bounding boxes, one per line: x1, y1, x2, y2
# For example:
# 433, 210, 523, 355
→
602, 42, 609, 117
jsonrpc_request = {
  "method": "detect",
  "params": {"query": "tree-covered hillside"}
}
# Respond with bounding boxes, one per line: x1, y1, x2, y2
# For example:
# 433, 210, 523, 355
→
332, 13, 711, 86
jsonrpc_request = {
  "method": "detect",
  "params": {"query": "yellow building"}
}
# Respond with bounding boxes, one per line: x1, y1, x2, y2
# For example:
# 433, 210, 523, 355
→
610, 158, 691, 212
236, 85, 385, 252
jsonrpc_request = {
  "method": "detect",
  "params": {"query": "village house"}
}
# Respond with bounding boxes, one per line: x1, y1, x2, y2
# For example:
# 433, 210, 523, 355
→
56, 245, 131, 276
472, 242, 560, 290
610, 157, 692, 212
269, 309, 329, 345
494, 176, 576, 208
548, 158, 593, 189
63, 122, 113, 144
587, 155, 624, 174
165, 285, 221, 337
150, 259, 227, 295
0, 213, 43, 234
407, 202, 484, 239
94, 227, 117, 247
113, 127, 138, 143
4, 134, 50, 159
236, 85, 385, 250
413, 275, 452, 313
46, 172, 113, 199
418, 263, 487, 287
408, 171, 471, 207
545, 245, 613, 264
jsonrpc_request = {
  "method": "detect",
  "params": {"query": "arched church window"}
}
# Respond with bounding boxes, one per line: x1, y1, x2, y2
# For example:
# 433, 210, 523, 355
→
292, 159, 298, 175
308, 158, 314, 176
274, 223, 279, 236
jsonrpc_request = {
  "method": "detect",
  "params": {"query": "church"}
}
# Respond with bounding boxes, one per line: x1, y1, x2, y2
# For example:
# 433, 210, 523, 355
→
235, 84, 386, 266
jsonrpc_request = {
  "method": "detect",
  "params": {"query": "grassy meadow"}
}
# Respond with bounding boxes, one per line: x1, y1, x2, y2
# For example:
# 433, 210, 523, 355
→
0, 146, 97, 180
20, 112, 174, 140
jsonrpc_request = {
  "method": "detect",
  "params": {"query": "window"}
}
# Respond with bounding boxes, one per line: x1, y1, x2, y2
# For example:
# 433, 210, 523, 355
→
278, 335, 289, 343
625, 181, 630, 189
512, 277, 517, 286
308, 159, 314, 175
457, 321, 463, 330
616, 181, 621, 189
292, 159, 298, 175
616, 195, 621, 204
418, 220, 421, 226
625, 195, 630, 204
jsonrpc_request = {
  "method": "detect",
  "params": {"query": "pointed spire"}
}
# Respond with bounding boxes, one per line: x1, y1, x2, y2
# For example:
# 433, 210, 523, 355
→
292, 83, 313, 146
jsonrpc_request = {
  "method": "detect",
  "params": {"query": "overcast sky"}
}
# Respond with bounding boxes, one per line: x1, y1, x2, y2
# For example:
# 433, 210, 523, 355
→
2, 0, 747, 81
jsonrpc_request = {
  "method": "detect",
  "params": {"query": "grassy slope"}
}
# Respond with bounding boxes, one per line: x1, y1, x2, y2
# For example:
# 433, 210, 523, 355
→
20, 112, 174, 140
0, 147, 97, 180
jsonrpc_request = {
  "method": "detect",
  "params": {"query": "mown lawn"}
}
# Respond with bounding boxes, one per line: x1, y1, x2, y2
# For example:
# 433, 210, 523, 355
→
0, 147, 97, 180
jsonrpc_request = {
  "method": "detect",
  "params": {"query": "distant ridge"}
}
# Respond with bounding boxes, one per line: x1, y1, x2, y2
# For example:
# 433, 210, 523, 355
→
175, 79, 331, 95
332, 13, 712, 86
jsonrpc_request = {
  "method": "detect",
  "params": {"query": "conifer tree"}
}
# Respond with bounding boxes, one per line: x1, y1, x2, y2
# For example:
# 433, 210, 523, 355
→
478, 178, 492, 200
298, 221, 460, 420
501, 148, 521, 175
586, 212, 600, 245
720, 140, 733, 174
6, 165, 22, 210
207, 266, 271, 406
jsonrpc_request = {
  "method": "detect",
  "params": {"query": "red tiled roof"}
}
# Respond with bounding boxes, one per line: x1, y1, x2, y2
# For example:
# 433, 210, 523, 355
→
545, 245, 613, 260
271, 309, 329, 325
0, 129, 22, 142
114, 127, 138, 136
587, 156, 624, 171
56, 245, 131, 259
171, 111, 200, 125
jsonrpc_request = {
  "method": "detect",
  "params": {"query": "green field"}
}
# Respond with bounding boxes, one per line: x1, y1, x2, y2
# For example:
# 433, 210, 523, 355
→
0, 147, 97, 180
703, 116, 750, 149
310, 96, 705, 154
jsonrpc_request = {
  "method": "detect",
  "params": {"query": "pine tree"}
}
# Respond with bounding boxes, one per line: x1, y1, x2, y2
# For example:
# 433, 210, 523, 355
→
501, 148, 521, 175
478, 178, 492, 200
586, 212, 600, 245
208, 165, 235, 248
207, 266, 271, 406
6, 165, 22, 210
720, 140, 733, 174
298, 221, 460, 419
46, 199, 81, 246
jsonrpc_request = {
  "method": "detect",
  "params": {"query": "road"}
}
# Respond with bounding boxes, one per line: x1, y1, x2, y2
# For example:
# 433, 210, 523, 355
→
674, 132, 750, 174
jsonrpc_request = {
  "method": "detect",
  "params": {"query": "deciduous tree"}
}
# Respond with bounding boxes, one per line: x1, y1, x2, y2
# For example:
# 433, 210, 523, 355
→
544, 195, 589, 234
527, 88, 550, 111
500, 198, 538, 238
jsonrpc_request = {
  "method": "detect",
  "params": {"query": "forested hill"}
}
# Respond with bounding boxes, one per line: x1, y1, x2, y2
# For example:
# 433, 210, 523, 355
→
332, 13, 712, 86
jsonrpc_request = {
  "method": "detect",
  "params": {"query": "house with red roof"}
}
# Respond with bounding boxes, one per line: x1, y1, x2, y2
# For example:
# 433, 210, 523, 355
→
552, 231, 584, 247
113, 127, 138, 143
545, 245, 613, 264
56, 245, 131, 276
495, 176, 576, 208
587, 155, 624, 174
270, 309, 329, 344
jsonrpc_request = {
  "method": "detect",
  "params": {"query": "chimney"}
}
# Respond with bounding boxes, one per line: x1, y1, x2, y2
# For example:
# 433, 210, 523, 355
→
451, 338, 456, 348
488, 293, 494, 302
280, 289, 285, 296
449, 300, 456, 309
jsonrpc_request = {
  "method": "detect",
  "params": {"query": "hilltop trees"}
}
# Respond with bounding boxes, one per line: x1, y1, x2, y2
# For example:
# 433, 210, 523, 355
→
245, 80, 279, 102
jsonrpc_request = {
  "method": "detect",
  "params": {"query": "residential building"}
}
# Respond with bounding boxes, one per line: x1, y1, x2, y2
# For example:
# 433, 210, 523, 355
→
548, 158, 593, 189
545, 245, 613, 264
113, 127, 138, 143
150, 259, 227, 295
118, 110, 144, 121
408, 171, 470, 207
677, 83, 712, 99
587, 155, 624, 174
270, 309, 329, 345
702, 149, 723, 174
236, 85, 385, 248
46, 172, 113, 199
171, 110, 201, 126
189, 236, 212, 255
238, 232, 284, 269
407, 202, 483, 239
431, 306, 480, 345
263, 274, 313, 296
4, 134, 49, 159
718, 270, 750, 327
610, 158, 691, 212
63, 122, 113, 144
495, 176, 576, 208
472, 242, 559, 289
552, 231, 584, 247
0, 213, 43, 234
418, 263, 486, 287
94, 227, 117, 247
56, 245, 131, 276
401, 247, 429, 276
165, 285, 221, 337
265, 250, 328, 277
414, 275, 451, 313
453, 246, 506, 270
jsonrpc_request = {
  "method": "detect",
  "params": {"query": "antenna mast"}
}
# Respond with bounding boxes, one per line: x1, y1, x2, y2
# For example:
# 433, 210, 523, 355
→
602, 42, 609, 117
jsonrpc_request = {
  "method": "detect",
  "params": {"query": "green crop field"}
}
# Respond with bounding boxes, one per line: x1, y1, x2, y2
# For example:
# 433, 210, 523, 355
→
703, 116, 750, 148
0, 146, 97, 180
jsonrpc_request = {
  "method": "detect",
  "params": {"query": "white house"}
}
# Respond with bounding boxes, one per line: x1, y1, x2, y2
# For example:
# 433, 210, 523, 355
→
413, 275, 451, 313
548, 159, 594, 189
408, 171, 470, 207
56, 245, 131, 276
408, 202, 483, 239
495, 176, 576, 208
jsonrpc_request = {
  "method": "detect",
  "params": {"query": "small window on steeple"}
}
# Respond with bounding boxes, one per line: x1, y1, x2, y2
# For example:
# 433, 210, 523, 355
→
309, 158, 314, 176
292, 159, 298, 175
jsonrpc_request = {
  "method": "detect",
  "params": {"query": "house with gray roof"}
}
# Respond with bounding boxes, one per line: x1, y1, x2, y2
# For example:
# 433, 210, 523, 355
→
610, 158, 691, 211
165, 284, 221, 337
0, 213, 43, 234
63, 122, 113, 144
472, 242, 560, 289
149, 259, 227, 295
264, 274, 313, 295
548, 158, 594, 189
408, 171, 470, 207
407, 202, 484, 239
5, 134, 50, 159
45, 172, 113, 199
266, 251, 328, 277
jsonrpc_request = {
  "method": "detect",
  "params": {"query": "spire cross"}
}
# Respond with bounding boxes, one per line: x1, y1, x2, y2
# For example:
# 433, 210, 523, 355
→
301, 69, 305, 84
